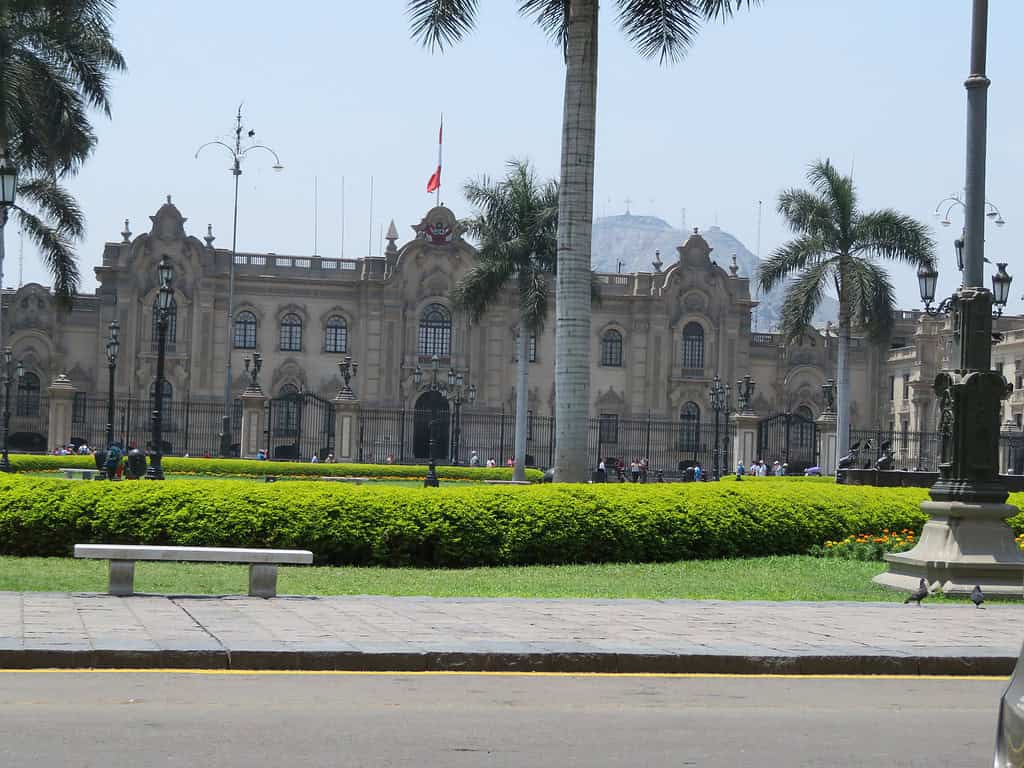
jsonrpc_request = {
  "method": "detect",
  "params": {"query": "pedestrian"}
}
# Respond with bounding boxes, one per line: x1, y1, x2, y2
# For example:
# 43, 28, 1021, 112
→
469, 450, 480, 467
597, 458, 607, 483
640, 457, 649, 483
310, 453, 319, 463
693, 462, 703, 481
325, 453, 334, 463
486, 457, 496, 468
736, 459, 745, 480
630, 459, 640, 483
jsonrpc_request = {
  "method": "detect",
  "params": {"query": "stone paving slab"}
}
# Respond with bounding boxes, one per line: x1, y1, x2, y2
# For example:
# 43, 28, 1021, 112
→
0, 591, 1022, 674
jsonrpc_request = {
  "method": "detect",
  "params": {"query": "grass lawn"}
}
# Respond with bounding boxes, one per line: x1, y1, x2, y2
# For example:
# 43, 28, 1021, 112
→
0, 554, 994, 603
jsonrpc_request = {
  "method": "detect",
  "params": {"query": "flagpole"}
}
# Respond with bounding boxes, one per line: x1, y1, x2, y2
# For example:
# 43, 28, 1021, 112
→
437, 113, 443, 206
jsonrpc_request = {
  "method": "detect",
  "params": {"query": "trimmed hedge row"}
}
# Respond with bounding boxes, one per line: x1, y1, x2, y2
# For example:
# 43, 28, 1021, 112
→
11, 454, 543, 482
4, 474, 1012, 567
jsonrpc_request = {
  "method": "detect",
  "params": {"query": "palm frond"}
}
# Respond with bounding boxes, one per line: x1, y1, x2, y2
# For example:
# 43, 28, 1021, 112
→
15, 205, 79, 302
778, 259, 833, 343
806, 159, 856, 240
615, 0, 758, 63
853, 209, 936, 268
777, 188, 835, 239
518, 0, 569, 52
757, 235, 831, 294
452, 259, 516, 325
407, 0, 479, 51
843, 258, 896, 340
518, 266, 550, 332
17, 174, 84, 237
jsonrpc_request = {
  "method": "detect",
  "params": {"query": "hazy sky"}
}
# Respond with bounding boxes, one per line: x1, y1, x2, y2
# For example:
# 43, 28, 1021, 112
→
22, 1, 1024, 314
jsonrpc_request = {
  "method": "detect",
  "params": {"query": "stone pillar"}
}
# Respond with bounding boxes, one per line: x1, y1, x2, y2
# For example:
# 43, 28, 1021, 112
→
732, 411, 759, 471
1000, 419, 1017, 475
816, 411, 838, 475
47, 374, 76, 452
239, 389, 267, 459
333, 397, 361, 463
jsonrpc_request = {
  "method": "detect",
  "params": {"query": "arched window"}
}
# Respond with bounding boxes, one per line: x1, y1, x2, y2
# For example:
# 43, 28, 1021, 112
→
679, 401, 700, 452
601, 329, 623, 367
279, 313, 302, 352
16, 372, 40, 417
275, 384, 299, 435
682, 322, 704, 370
152, 296, 177, 353
325, 315, 348, 353
795, 405, 814, 448
234, 311, 257, 349
418, 303, 451, 357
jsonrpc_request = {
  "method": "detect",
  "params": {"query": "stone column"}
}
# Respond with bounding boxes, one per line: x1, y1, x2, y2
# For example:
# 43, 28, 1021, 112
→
732, 411, 759, 471
239, 389, 267, 459
1000, 419, 1016, 475
816, 411, 838, 475
47, 374, 75, 452
333, 397, 361, 463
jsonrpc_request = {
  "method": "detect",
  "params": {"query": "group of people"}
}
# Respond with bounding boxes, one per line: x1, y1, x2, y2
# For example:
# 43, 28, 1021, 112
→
735, 459, 787, 477
595, 457, 651, 483
468, 451, 514, 469
52, 443, 91, 456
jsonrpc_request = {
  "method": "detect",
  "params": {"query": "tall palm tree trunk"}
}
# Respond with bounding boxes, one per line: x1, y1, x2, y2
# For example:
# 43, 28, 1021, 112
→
514, 325, 529, 482
836, 311, 851, 464
554, 0, 598, 483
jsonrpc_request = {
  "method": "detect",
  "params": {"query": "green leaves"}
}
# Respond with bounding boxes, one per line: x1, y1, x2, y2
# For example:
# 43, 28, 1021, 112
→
407, 0, 480, 51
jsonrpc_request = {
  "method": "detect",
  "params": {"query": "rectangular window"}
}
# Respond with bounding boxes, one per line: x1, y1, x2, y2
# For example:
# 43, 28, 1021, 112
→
599, 413, 619, 444
902, 373, 910, 400
72, 392, 87, 424
527, 409, 534, 441
888, 376, 895, 401
1017, 413, 1022, 431
529, 334, 537, 363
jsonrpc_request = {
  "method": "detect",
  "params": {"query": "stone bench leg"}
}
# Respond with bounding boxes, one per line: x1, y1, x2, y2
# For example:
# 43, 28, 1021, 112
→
249, 564, 278, 598
109, 560, 135, 596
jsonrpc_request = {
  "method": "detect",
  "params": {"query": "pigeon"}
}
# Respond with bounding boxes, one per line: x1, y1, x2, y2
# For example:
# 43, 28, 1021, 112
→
904, 577, 929, 605
970, 585, 985, 609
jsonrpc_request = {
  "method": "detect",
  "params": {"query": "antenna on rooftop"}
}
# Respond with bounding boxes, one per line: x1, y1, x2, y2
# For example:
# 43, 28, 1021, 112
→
340, 175, 346, 259
368, 176, 374, 258
17, 225, 23, 287
313, 175, 319, 257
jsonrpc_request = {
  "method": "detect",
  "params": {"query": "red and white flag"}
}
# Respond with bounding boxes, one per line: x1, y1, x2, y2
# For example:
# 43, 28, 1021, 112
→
426, 115, 442, 194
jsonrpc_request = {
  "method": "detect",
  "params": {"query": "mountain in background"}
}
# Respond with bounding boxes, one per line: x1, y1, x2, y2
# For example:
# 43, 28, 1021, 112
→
591, 213, 839, 332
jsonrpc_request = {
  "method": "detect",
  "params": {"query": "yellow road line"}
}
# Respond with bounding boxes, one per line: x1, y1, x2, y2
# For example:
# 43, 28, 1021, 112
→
0, 669, 1009, 680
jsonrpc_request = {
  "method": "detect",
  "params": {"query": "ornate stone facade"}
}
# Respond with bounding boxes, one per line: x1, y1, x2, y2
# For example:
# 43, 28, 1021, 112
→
4, 198, 906, 453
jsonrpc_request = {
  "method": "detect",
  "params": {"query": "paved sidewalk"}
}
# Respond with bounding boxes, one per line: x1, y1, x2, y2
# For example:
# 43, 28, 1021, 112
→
1, 592, 1021, 674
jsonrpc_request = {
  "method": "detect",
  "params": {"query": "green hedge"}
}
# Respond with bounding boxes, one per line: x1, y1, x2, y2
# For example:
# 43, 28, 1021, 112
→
11, 454, 543, 483
4, 475, 1015, 567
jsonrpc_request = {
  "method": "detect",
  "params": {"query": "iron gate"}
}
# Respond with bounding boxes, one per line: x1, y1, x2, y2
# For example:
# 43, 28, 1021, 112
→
266, 392, 334, 461
757, 412, 818, 472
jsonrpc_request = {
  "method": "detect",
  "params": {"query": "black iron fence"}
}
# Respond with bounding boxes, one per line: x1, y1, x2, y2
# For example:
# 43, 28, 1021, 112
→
848, 428, 1024, 474
69, 396, 240, 457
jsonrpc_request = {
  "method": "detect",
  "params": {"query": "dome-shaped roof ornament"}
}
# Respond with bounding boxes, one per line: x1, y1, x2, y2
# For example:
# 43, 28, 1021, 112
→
652, 249, 663, 273
121, 219, 131, 243
729, 253, 739, 277
204, 224, 215, 248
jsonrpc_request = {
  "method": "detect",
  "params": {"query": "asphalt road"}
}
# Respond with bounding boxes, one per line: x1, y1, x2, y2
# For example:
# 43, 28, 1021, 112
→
0, 672, 1005, 767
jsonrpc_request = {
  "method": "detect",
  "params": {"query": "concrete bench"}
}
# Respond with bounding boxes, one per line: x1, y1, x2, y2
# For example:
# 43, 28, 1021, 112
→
483, 479, 531, 485
61, 467, 101, 480
321, 476, 370, 484
73, 544, 314, 598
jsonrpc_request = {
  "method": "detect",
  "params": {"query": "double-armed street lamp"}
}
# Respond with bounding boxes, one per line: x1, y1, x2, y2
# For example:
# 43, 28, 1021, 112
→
104, 320, 120, 449
736, 374, 756, 413
0, 348, 23, 472
146, 255, 175, 481
196, 106, 283, 458
709, 375, 731, 480
414, 355, 477, 486
337, 355, 359, 400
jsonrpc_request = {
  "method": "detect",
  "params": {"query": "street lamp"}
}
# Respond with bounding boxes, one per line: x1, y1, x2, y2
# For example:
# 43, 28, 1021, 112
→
821, 379, 836, 413
412, 354, 477, 485
917, 258, 1011, 317
736, 374, 756, 413
337, 355, 359, 400
709, 375, 731, 481
877, 0, 1024, 597
146, 255, 174, 480
0, 347, 21, 472
104, 320, 120, 449
196, 105, 283, 458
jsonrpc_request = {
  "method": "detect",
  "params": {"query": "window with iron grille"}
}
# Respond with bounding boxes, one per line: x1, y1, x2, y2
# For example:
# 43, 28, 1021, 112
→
16, 372, 40, 417
279, 313, 302, 352
418, 304, 451, 357
888, 376, 895, 401
72, 391, 87, 424
325, 315, 348, 353
679, 402, 700, 451
682, 322, 704, 370
234, 311, 257, 349
528, 333, 537, 363
599, 413, 619, 443
601, 329, 623, 367
902, 373, 910, 400
151, 296, 177, 353
275, 384, 299, 435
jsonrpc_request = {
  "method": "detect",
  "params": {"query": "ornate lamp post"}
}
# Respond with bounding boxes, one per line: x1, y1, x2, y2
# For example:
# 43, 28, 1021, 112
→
877, 0, 1024, 597
0, 348, 22, 472
104, 320, 120, 449
709, 375, 731, 481
244, 352, 263, 390
145, 255, 175, 481
337, 355, 359, 400
821, 379, 835, 413
196, 106, 283, 458
413, 354, 477, 486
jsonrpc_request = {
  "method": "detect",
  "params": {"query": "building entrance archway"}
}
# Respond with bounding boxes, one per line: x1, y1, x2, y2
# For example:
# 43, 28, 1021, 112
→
413, 391, 449, 461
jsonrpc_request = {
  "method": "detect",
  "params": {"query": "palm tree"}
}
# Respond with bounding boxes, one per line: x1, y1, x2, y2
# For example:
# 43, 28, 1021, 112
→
407, 0, 758, 482
0, 0, 126, 302
758, 159, 935, 460
454, 160, 558, 482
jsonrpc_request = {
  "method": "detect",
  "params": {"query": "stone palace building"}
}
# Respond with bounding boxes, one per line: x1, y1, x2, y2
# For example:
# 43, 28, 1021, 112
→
10, 195, 1012, 472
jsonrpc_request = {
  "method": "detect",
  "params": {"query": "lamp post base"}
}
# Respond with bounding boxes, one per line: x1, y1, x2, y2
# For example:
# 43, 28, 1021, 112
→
144, 463, 164, 481
219, 415, 233, 458
873, 498, 1024, 597
424, 460, 439, 488
0, 454, 10, 473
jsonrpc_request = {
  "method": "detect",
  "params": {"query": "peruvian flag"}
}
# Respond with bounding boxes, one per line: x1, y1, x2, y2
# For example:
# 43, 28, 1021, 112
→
426, 115, 442, 194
